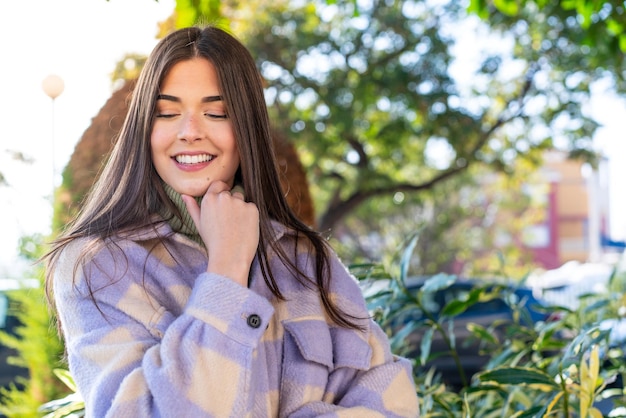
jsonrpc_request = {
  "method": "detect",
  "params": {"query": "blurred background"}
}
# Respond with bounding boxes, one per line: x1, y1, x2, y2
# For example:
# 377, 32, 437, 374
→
1, 0, 625, 281
1, 0, 626, 415
0, 0, 175, 275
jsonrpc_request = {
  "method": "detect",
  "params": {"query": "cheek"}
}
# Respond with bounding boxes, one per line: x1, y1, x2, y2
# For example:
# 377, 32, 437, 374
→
149, 132, 169, 170
217, 129, 239, 163
150, 127, 173, 155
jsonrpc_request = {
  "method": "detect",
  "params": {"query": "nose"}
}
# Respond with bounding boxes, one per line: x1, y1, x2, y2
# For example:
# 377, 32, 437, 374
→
177, 114, 203, 142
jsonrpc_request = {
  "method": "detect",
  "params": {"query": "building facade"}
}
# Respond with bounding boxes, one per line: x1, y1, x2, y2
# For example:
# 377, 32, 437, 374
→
524, 151, 618, 269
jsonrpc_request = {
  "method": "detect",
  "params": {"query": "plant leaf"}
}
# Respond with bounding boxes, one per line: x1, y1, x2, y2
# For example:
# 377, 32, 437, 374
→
477, 366, 559, 389
52, 369, 78, 393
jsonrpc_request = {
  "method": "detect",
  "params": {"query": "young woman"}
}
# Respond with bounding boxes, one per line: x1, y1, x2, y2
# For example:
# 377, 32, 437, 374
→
44, 26, 419, 417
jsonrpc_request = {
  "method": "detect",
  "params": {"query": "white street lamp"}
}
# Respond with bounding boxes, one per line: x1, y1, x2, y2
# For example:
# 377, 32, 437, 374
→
41, 74, 64, 202
42, 74, 64, 100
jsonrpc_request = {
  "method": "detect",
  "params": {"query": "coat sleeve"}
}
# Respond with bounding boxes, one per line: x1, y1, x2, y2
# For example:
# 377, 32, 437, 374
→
53, 240, 274, 417
284, 247, 421, 418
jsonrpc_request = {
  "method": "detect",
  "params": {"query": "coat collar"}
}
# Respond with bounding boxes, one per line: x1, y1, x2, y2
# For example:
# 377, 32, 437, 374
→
114, 215, 291, 249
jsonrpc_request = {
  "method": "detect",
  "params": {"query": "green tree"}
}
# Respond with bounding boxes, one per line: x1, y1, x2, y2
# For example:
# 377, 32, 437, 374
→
469, 0, 626, 52
206, 0, 609, 234
332, 155, 546, 277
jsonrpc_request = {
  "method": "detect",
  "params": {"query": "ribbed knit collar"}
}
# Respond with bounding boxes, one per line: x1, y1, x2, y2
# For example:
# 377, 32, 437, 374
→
160, 183, 204, 247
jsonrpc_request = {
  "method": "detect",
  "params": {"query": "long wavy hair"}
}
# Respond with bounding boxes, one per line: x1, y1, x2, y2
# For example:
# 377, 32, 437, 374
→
43, 26, 361, 330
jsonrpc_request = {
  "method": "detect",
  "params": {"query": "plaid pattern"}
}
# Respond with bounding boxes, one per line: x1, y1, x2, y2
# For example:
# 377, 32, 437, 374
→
54, 221, 419, 417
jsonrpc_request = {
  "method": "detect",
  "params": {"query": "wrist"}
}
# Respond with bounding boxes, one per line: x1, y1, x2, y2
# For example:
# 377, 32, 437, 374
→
206, 262, 250, 287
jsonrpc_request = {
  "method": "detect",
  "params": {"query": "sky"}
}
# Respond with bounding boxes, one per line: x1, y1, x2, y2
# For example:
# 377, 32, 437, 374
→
0, 1, 624, 278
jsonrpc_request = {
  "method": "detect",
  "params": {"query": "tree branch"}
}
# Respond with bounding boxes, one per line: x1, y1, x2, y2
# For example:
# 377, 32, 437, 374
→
317, 64, 538, 232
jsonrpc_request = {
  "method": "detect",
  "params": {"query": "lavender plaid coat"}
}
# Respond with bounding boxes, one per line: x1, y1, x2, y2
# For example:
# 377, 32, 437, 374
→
53, 220, 419, 417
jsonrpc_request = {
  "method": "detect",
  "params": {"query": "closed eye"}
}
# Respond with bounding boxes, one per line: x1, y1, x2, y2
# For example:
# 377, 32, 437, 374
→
155, 113, 178, 119
206, 113, 228, 120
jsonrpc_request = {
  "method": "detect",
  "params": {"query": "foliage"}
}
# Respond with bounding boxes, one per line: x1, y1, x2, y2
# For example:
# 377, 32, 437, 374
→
0, 283, 66, 416
469, 0, 626, 53
169, 0, 621, 281
331, 156, 546, 277
169, 0, 613, 232
0, 235, 67, 416
355, 236, 626, 416
173, 0, 227, 29
38, 370, 84, 418
109, 53, 147, 90
231, 0, 609, 233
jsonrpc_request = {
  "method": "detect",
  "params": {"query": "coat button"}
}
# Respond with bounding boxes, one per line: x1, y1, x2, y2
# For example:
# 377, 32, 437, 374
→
247, 314, 261, 329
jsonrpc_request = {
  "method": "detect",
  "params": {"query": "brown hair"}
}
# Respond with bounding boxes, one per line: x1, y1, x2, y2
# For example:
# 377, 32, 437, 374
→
44, 26, 361, 330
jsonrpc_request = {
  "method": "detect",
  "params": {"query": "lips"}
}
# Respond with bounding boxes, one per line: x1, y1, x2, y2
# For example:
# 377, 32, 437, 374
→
174, 154, 214, 164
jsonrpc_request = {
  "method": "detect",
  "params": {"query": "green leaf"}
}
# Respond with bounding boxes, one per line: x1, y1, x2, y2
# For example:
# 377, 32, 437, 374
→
467, 322, 499, 345
467, 0, 489, 18
399, 234, 419, 283
620, 33, 626, 52
441, 299, 470, 316
607, 19, 624, 37
477, 366, 559, 389
52, 369, 77, 392
493, 0, 519, 16
421, 273, 457, 293
512, 405, 546, 418
39, 393, 84, 416
420, 327, 434, 366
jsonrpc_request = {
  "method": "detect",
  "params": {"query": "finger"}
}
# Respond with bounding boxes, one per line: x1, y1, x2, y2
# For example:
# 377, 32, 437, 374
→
181, 195, 201, 229
206, 180, 231, 195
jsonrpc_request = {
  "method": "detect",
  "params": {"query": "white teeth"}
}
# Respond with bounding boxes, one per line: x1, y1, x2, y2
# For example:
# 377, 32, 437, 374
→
175, 154, 213, 164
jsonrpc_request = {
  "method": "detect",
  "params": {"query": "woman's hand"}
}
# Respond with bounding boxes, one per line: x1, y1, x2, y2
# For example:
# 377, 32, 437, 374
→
182, 181, 259, 287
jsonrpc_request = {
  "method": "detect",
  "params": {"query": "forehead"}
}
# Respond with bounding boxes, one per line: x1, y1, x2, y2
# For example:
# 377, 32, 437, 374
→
160, 58, 220, 94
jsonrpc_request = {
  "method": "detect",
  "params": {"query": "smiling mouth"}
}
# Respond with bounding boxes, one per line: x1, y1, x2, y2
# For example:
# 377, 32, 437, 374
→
174, 154, 214, 164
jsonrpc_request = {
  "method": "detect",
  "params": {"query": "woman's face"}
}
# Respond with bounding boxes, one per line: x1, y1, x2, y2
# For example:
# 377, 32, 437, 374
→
151, 58, 240, 197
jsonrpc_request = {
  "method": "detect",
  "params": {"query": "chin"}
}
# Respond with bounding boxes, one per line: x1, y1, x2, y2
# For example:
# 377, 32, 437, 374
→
186, 188, 210, 198
173, 182, 209, 197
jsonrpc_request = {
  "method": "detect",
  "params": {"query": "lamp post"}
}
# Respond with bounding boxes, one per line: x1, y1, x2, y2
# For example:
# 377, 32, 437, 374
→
41, 74, 64, 202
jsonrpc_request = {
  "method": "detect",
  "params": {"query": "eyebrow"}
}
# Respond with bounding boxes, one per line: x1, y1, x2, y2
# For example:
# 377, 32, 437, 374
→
156, 94, 223, 103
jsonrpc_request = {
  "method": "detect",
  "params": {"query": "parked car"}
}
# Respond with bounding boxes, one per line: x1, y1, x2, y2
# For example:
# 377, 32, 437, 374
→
362, 276, 559, 389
